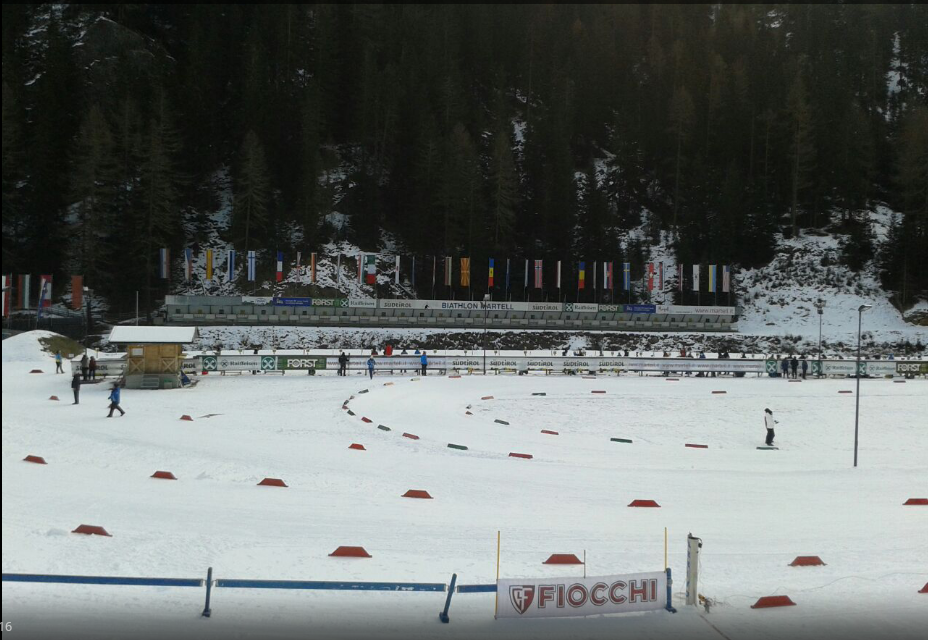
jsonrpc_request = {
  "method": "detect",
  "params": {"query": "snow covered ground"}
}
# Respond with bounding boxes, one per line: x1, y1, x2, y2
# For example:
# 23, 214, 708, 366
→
3, 332, 927, 640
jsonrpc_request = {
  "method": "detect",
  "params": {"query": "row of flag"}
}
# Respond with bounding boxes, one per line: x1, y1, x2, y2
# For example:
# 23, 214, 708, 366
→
158, 249, 733, 294
1, 274, 60, 318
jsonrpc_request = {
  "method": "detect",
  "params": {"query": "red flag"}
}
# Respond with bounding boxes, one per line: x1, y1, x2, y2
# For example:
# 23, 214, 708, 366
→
647, 263, 654, 291
659, 263, 664, 290
71, 276, 83, 310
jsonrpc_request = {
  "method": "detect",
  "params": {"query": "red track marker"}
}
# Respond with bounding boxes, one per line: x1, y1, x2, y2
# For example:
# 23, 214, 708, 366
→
402, 433, 419, 440
72, 525, 111, 537
751, 596, 796, 609
151, 471, 177, 480
628, 499, 661, 508
23, 455, 47, 464
330, 546, 371, 558
258, 478, 288, 487
509, 452, 533, 460
685, 443, 709, 449
789, 556, 825, 567
402, 490, 433, 499
544, 554, 583, 565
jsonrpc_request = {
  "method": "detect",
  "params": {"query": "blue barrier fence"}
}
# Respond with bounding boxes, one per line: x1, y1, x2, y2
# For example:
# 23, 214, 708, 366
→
215, 579, 446, 592
456, 583, 496, 593
1, 573, 203, 588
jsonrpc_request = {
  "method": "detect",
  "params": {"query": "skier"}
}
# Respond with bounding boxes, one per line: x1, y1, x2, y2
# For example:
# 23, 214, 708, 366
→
366, 356, 376, 380
55, 351, 64, 374
107, 383, 126, 417
764, 408, 777, 446
71, 373, 81, 404
338, 351, 348, 377
80, 353, 89, 381
420, 351, 428, 376
790, 356, 799, 379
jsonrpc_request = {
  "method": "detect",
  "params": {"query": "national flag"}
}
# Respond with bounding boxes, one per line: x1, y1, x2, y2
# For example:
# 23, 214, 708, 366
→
358, 254, 364, 283
276, 251, 284, 282
593, 261, 598, 290
578, 262, 586, 290
460, 257, 470, 287
432, 256, 436, 288
723, 265, 731, 293
604, 262, 611, 290
184, 249, 193, 282
2, 275, 10, 317
411, 256, 416, 287
505, 258, 510, 291
71, 276, 83, 310
226, 249, 236, 281
647, 262, 654, 291
395, 255, 401, 284
37, 275, 52, 318
159, 248, 170, 279
444, 257, 452, 286
311, 253, 317, 284
247, 250, 256, 281
18, 274, 30, 309
678, 264, 684, 292
659, 262, 664, 290
206, 249, 213, 280
623, 262, 631, 290
534, 260, 542, 288
488, 258, 495, 288
336, 253, 342, 289
556, 260, 562, 289
693, 264, 701, 292
366, 254, 376, 285
296, 252, 302, 269
524, 259, 529, 288
708, 264, 717, 293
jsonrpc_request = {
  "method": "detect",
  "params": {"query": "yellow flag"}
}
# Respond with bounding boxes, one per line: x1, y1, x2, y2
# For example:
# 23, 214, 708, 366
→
460, 258, 471, 287
206, 249, 213, 280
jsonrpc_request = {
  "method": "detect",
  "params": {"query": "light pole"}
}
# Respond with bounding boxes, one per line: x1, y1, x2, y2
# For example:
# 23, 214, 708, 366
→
853, 303, 872, 468
83, 286, 93, 343
482, 293, 490, 375
815, 299, 825, 377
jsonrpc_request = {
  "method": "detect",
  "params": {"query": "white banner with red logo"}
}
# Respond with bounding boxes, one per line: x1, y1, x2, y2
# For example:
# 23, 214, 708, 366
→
497, 570, 666, 619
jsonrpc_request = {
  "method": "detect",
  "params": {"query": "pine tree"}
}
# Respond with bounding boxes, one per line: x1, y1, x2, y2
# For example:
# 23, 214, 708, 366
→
786, 69, 815, 238
233, 130, 272, 253
668, 84, 695, 227
69, 105, 118, 287
488, 130, 518, 251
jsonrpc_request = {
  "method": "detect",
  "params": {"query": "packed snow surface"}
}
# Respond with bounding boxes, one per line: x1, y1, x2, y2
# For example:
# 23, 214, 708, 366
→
2, 341, 926, 640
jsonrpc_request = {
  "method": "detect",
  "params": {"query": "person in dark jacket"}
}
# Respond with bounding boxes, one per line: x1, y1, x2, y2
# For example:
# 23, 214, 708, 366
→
764, 408, 777, 446
71, 373, 81, 404
366, 356, 376, 379
107, 384, 125, 417
790, 356, 799, 379
338, 352, 348, 377
88, 356, 97, 380
800, 357, 808, 379
80, 354, 89, 381
780, 358, 789, 378
420, 351, 428, 376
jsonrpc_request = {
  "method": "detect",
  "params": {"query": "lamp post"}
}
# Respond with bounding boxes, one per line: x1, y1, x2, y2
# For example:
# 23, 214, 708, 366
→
83, 286, 93, 343
815, 299, 825, 377
853, 303, 872, 468
482, 293, 490, 375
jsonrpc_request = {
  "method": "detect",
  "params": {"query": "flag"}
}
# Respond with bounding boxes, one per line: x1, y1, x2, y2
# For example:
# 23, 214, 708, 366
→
604, 262, 611, 290
276, 251, 284, 282
311, 253, 317, 284
432, 256, 436, 288
366, 254, 376, 285
336, 253, 342, 289
659, 262, 664, 290
578, 262, 586, 290
411, 256, 416, 287
37, 275, 52, 318
2, 275, 10, 317
723, 265, 730, 293
708, 264, 717, 293
623, 262, 631, 290
678, 264, 684, 292
358, 254, 364, 283
184, 248, 193, 282
444, 257, 452, 286
225, 250, 234, 281
593, 261, 597, 290
206, 249, 213, 280
556, 260, 562, 289
18, 274, 30, 309
247, 250, 256, 281
505, 258, 510, 292
693, 264, 700, 292
71, 276, 83, 310
534, 260, 542, 288
461, 257, 470, 287
524, 259, 529, 288
395, 255, 401, 284
647, 262, 654, 291
159, 248, 170, 279
488, 258, 495, 288
296, 252, 302, 269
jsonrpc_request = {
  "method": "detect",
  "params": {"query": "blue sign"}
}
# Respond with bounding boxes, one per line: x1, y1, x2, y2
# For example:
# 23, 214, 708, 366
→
623, 304, 656, 314
273, 297, 313, 307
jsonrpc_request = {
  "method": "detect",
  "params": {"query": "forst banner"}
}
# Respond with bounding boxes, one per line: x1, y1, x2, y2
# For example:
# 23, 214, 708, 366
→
497, 571, 667, 619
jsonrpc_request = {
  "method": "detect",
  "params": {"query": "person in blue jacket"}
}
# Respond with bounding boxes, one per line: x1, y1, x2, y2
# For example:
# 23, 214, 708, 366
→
107, 383, 125, 417
420, 351, 428, 376
366, 356, 375, 379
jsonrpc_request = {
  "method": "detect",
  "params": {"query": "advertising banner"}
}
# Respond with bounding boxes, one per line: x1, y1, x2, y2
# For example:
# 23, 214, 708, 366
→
497, 571, 667, 619
564, 303, 599, 313
242, 296, 273, 305
896, 362, 928, 375
623, 304, 656, 314
273, 297, 313, 307
348, 298, 377, 309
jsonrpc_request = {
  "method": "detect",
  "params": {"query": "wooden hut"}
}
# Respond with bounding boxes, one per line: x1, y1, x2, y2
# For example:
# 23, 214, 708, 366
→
108, 326, 199, 389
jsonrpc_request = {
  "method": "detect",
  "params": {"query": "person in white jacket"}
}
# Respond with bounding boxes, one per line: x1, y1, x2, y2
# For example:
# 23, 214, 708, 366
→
764, 408, 778, 446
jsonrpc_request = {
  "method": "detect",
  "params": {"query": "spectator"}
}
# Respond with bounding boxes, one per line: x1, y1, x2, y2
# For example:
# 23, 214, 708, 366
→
420, 351, 428, 376
780, 358, 789, 378
80, 354, 89, 381
790, 356, 799, 379
338, 352, 348, 377
71, 373, 81, 404
800, 357, 808, 379
366, 356, 376, 379
55, 351, 64, 374
385, 344, 393, 357
89, 356, 97, 380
